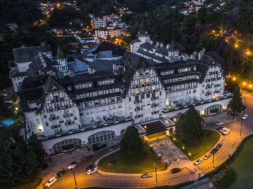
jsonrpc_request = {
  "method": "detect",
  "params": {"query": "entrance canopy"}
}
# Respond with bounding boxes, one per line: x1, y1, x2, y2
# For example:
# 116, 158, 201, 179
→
137, 119, 175, 141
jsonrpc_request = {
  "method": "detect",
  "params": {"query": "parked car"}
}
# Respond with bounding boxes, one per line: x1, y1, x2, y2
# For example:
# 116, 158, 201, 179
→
67, 161, 78, 170
86, 165, 98, 175
216, 143, 222, 150
57, 170, 66, 177
210, 148, 218, 155
203, 154, 211, 160
194, 159, 204, 165
216, 121, 223, 126
45, 176, 57, 188
141, 173, 152, 178
171, 168, 181, 174
242, 114, 248, 120
220, 128, 231, 135
206, 122, 215, 127
82, 155, 93, 162
216, 127, 223, 131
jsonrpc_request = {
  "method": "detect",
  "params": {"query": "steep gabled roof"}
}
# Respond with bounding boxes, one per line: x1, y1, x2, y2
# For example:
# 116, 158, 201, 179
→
137, 20, 149, 36
13, 46, 41, 64
56, 46, 64, 59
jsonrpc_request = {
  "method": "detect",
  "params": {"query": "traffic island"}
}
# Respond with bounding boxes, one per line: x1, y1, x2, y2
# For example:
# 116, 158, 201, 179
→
98, 145, 167, 173
172, 130, 220, 160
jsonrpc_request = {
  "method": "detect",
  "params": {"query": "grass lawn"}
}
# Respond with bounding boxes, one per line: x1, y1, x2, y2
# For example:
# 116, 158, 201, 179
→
172, 130, 220, 160
226, 137, 253, 189
98, 146, 167, 173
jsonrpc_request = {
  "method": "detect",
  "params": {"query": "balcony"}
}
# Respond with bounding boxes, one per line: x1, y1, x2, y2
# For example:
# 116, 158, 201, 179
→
63, 113, 73, 118
151, 96, 159, 100
65, 121, 75, 126
49, 116, 59, 121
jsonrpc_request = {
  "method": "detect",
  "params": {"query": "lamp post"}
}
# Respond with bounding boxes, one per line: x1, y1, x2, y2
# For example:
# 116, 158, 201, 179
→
240, 96, 246, 139
212, 153, 215, 168
154, 162, 157, 186
72, 171, 78, 189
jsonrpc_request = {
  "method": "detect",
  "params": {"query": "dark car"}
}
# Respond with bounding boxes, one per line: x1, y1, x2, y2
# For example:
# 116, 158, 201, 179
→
216, 143, 222, 150
216, 127, 223, 131
86, 165, 95, 171
171, 168, 181, 174
57, 170, 66, 177
210, 148, 218, 155
206, 122, 215, 127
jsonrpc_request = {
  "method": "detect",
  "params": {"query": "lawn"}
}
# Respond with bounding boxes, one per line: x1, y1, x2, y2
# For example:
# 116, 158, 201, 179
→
98, 146, 167, 173
226, 137, 253, 189
172, 130, 220, 160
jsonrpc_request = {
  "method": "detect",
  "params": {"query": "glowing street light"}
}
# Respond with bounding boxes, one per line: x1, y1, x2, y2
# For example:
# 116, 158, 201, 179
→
250, 84, 252, 88
235, 44, 238, 48
232, 77, 236, 81
243, 82, 246, 86
246, 50, 251, 56
182, 146, 185, 150
212, 30, 215, 34
188, 152, 191, 156
56, 2, 61, 8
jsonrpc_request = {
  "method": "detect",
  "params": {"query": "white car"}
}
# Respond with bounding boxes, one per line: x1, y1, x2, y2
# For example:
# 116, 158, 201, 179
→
242, 114, 248, 120
86, 165, 98, 175
45, 176, 57, 188
67, 161, 78, 170
221, 127, 231, 135
194, 159, 204, 165
216, 121, 223, 126
141, 173, 152, 178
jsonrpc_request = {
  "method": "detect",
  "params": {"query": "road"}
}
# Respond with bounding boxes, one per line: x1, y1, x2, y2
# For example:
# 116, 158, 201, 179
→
44, 91, 253, 189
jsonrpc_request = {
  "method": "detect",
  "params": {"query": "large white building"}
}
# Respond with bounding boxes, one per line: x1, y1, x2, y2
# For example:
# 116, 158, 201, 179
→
11, 28, 231, 154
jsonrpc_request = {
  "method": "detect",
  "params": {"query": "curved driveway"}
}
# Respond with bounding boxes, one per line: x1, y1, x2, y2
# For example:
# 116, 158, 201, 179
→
47, 91, 253, 189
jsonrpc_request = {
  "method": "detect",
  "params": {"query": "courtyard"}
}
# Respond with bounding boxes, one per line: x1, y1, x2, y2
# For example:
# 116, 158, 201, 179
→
148, 137, 188, 164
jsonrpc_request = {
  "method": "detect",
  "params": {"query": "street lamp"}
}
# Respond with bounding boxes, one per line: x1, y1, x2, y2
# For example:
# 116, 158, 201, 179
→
246, 50, 251, 56
154, 162, 158, 186
72, 171, 78, 189
212, 153, 215, 168
240, 96, 246, 139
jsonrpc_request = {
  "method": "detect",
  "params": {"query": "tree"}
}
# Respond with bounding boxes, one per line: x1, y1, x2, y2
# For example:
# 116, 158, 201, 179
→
177, 106, 203, 143
120, 126, 144, 160
0, 125, 44, 189
228, 84, 245, 115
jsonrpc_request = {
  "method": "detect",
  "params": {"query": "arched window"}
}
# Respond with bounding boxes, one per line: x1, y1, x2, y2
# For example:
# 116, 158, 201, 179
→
88, 131, 115, 144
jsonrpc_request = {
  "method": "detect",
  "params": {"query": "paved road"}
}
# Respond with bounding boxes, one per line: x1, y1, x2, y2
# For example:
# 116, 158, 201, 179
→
45, 91, 253, 189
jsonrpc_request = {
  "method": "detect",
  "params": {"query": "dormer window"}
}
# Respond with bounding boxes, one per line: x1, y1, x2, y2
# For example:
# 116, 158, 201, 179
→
160, 70, 174, 76
98, 79, 114, 86
178, 67, 191, 73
